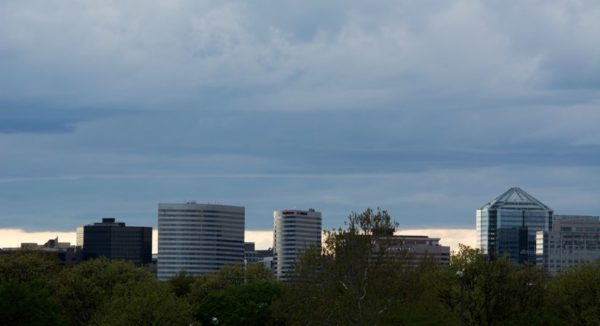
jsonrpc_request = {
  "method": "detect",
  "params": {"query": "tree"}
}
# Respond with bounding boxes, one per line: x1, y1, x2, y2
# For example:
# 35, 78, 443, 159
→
52, 258, 154, 326
91, 279, 194, 326
0, 251, 60, 285
438, 245, 547, 325
198, 282, 283, 326
545, 261, 600, 325
0, 252, 67, 325
168, 271, 195, 298
188, 263, 277, 321
0, 281, 66, 326
274, 208, 424, 325
246, 263, 276, 283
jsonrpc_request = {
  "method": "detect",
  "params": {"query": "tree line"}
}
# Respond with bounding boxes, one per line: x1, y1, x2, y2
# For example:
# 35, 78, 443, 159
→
1, 208, 599, 325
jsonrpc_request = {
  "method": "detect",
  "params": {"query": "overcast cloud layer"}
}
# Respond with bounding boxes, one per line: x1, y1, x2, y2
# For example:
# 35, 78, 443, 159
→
1, 0, 599, 232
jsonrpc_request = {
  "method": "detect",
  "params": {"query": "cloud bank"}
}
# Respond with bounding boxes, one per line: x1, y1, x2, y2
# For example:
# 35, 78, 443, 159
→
0, 0, 599, 231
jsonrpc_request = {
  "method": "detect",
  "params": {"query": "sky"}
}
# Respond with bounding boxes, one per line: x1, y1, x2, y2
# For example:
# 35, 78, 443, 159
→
0, 228, 476, 254
1, 0, 599, 247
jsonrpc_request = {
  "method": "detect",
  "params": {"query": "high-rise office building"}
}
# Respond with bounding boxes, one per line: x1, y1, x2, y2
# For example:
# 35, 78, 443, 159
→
273, 208, 322, 281
476, 187, 553, 264
536, 215, 600, 275
157, 202, 245, 280
79, 218, 152, 266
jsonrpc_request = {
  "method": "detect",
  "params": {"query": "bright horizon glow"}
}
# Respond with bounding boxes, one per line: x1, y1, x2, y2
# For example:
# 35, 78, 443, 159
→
0, 228, 475, 254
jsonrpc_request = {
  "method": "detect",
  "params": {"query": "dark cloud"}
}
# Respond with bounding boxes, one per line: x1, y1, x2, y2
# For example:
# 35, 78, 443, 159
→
0, 104, 131, 134
0, 0, 599, 231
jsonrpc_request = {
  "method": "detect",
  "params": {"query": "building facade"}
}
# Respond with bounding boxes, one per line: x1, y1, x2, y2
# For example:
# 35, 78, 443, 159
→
476, 187, 553, 264
80, 218, 152, 266
273, 209, 321, 281
157, 202, 245, 280
536, 215, 600, 275
244, 242, 275, 273
76, 226, 84, 248
383, 235, 450, 267
244, 242, 258, 265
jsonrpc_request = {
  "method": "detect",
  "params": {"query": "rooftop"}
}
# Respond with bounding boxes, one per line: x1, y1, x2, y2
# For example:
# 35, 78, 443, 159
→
480, 187, 552, 211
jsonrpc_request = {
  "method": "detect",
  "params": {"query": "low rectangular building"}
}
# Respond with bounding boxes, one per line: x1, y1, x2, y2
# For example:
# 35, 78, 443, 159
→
383, 235, 450, 267
80, 218, 152, 266
536, 215, 600, 275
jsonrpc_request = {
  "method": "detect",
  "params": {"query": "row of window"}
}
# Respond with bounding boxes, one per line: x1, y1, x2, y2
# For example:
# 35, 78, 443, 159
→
159, 231, 243, 237
159, 218, 243, 224
159, 213, 243, 218
159, 256, 242, 261
159, 209, 243, 214
159, 238, 242, 243
159, 250, 242, 255
159, 223, 244, 228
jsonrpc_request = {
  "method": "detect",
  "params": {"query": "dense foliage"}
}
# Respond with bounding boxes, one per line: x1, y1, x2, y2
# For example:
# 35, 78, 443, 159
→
1, 209, 599, 325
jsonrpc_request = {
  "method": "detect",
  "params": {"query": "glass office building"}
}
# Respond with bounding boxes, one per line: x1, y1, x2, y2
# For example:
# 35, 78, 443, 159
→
476, 187, 553, 264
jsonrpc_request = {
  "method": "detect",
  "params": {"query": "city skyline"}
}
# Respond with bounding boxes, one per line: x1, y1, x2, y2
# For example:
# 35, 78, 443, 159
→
1, 1, 599, 234
0, 225, 477, 254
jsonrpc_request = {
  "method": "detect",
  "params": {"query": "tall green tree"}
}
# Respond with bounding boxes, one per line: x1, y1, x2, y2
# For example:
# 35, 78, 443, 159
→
188, 263, 277, 321
52, 258, 153, 326
198, 282, 283, 326
545, 261, 600, 325
0, 252, 67, 325
0, 251, 60, 285
275, 208, 428, 325
91, 279, 194, 326
439, 245, 547, 326
168, 271, 196, 299
0, 281, 66, 326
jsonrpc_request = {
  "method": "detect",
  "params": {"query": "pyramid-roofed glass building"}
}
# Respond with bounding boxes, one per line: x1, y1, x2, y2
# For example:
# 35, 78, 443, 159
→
476, 187, 553, 264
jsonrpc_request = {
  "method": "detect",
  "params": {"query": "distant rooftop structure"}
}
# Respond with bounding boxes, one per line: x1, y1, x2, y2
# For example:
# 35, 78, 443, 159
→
380, 235, 450, 266
2, 237, 83, 266
20, 237, 73, 251
91, 218, 125, 227
479, 187, 552, 211
554, 215, 599, 221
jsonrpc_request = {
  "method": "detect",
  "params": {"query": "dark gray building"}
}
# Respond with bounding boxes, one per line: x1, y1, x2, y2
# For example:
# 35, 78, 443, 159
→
245, 242, 258, 264
79, 218, 152, 265
476, 187, 553, 265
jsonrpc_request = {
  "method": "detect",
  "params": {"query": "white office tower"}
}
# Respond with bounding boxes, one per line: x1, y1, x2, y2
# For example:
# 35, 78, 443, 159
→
273, 209, 322, 281
157, 202, 245, 280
